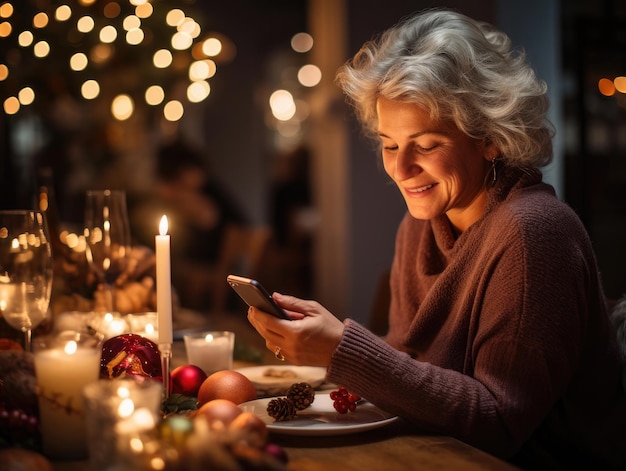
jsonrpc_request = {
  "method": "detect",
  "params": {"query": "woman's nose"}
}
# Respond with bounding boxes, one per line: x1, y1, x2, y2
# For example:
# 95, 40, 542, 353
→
394, 148, 421, 180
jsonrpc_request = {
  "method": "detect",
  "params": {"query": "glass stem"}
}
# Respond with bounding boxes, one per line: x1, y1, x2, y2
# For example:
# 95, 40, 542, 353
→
24, 329, 32, 352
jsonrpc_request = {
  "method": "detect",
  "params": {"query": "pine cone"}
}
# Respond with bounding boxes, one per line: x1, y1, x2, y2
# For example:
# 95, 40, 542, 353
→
266, 397, 296, 422
286, 382, 315, 410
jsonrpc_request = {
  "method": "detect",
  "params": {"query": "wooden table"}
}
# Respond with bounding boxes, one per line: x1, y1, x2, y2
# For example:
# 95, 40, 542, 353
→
274, 420, 519, 471
51, 420, 518, 471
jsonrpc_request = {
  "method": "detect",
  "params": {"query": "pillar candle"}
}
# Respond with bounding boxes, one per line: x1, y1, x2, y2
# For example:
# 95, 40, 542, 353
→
34, 340, 101, 459
156, 215, 173, 345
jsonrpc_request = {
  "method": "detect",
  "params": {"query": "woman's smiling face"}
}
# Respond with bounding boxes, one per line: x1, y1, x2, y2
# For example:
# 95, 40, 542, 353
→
377, 97, 497, 233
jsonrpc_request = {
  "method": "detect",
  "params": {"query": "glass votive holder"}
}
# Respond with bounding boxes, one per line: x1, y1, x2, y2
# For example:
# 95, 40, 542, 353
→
126, 311, 159, 343
87, 311, 129, 340
183, 331, 235, 376
83, 378, 163, 471
33, 330, 103, 460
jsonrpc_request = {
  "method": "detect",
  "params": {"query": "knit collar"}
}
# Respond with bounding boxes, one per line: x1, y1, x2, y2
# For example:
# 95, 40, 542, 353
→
429, 166, 545, 253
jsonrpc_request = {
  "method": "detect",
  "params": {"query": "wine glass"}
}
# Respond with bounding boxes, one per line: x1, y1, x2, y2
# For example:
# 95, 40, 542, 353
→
84, 190, 131, 313
0, 210, 53, 351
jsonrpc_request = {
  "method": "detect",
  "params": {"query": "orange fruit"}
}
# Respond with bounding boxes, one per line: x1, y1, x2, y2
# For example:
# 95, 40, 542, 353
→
197, 370, 257, 406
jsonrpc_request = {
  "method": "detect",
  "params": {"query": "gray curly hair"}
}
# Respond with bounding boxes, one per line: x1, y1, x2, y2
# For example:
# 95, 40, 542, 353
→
335, 9, 554, 168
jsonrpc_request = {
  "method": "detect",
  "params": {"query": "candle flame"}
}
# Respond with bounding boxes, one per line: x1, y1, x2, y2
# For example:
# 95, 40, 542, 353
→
64, 340, 78, 355
118, 398, 135, 417
159, 215, 168, 235
204, 333, 214, 342
146, 323, 155, 334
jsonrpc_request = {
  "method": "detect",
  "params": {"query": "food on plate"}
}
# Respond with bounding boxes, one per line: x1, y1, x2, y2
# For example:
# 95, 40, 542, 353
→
263, 368, 298, 379
330, 386, 361, 414
197, 370, 258, 406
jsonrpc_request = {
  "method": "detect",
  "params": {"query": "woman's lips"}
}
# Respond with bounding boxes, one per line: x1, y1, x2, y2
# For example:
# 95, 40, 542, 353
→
404, 183, 436, 195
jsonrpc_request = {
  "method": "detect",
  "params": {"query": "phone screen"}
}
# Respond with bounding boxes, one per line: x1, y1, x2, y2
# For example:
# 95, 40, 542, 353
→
227, 275, 290, 320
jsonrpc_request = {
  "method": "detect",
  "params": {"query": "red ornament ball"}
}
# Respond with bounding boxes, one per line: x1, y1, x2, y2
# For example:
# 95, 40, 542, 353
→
170, 364, 208, 397
100, 333, 162, 381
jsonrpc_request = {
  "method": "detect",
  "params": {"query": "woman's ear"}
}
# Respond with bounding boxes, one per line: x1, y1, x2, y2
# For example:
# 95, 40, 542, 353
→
483, 140, 500, 162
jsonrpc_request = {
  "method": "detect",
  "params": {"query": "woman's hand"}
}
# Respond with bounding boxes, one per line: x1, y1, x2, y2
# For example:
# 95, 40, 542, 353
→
247, 292, 345, 367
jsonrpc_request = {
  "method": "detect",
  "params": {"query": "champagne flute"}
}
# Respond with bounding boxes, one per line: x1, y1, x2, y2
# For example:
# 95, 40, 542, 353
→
84, 190, 131, 313
0, 210, 53, 351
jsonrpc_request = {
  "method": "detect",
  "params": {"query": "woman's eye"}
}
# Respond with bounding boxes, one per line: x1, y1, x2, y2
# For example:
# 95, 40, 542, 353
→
416, 143, 437, 152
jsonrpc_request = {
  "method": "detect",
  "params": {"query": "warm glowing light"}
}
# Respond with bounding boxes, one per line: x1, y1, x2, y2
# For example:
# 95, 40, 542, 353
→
135, 3, 153, 18
55, 5, 72, 22
187, 80, 210, 102
100, 25, 118, 43
145, 85, 164, 105
189, 60, 211, 80
270, 89, 296, 121
0, 3, 13, 18
18, 87, 35, 105
123, 15, 141, 31
0, 21, 12, 38
159, 215, 168, 235
33, 12, 49, 28
598, 78, 615, 97
90, 44, 113, 63
103, 2, 121, 19
298, 64, 322, 87
291, 32, 313, 53
64, 340, 78, 355
166, 9, 185, 27
81, 80, 100, 99
18, 31, 34, 47
70, 52, 88, 71
153, 49, 173, 68
202, 37, 222, 57
33, 41, 51, 58
130, 0, 148, 6
163, 100, 184, 121
178, 18, 200, 38
172, 31, 193, 50
77, 16, 95, 33
614, 76, 626, 94
126, 28, 144, 45
3, 96, 20, 114
112, 94, 134, 120
118, 398, 134, 417
0, 65, 8, 81
79, 0, 96, 6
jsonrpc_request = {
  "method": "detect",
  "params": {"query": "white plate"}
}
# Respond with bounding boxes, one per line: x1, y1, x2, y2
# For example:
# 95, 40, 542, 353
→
240, 394, 398, 436
235, 365, 327, 395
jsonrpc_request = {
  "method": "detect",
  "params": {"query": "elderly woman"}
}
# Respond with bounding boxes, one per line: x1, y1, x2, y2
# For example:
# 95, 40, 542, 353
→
248, 9, 626, 469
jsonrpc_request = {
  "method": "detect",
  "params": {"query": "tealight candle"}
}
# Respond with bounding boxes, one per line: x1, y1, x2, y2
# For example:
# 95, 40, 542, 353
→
183, 331, 235, 375
34, 332, 102, 460
127, 312, 159, 343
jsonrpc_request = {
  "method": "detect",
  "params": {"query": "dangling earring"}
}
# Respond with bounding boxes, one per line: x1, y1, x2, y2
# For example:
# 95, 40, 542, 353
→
491, 158, 498, 186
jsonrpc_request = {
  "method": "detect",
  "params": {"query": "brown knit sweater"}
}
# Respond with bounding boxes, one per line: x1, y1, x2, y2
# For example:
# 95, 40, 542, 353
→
327, 167, 626, 469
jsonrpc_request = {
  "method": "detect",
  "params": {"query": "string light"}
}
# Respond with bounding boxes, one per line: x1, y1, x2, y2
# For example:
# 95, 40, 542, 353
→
0, 0, 235, 122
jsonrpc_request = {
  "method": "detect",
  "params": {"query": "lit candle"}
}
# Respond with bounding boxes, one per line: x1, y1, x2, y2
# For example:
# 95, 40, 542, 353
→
183, 331, 235, 375
156, 215, 173, 345
34, 338, 101, 459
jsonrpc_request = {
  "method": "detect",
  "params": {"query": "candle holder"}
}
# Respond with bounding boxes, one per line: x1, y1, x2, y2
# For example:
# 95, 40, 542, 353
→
159, 343, 172, 399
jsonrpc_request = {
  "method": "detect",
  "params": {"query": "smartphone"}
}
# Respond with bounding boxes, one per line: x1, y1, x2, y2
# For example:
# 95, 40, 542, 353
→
226, 274, 291, 320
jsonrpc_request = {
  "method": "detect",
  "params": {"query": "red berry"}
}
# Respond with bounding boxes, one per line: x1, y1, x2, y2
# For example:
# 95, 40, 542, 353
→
330, 386, 359, 414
